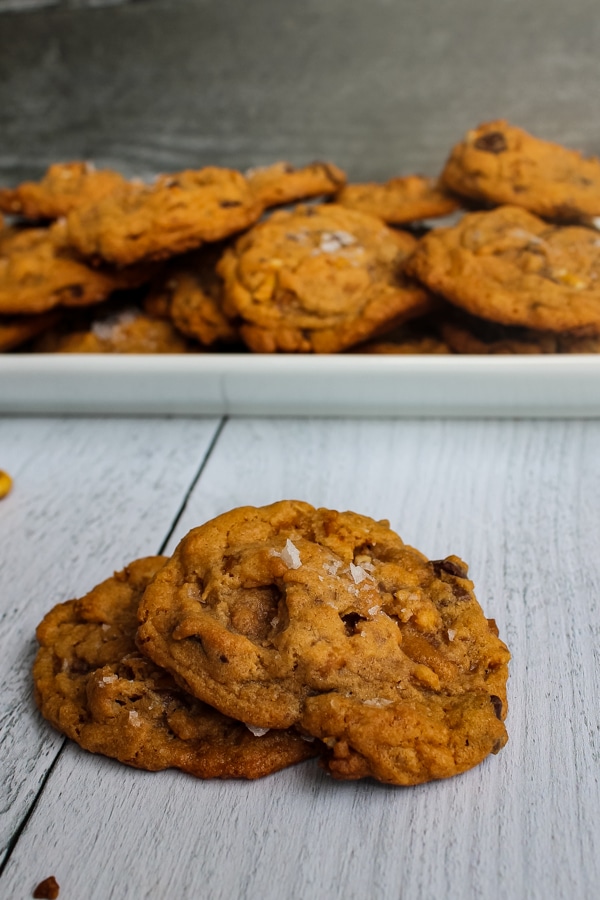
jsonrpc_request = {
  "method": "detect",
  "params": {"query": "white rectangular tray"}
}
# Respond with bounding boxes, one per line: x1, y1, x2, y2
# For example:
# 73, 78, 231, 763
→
1, 354, 600, 417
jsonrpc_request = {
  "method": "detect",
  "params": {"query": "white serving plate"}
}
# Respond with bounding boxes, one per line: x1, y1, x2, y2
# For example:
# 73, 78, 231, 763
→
1, 354, 600, 416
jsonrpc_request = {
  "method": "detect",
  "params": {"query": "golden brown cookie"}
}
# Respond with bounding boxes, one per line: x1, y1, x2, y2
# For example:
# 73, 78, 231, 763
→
218, 204, 432, 353
336, 175, 459, 225
0, 162, 126, 220
65, 168, 264, 267
247, 161, 346, 208
34, 306, 192, 354
440, 309, 600, 354
350, 317, 450, 354
0, 311, 62, 352
0, 223, 152, 315
34, 556, 318, 778
146, 246, 239, 347
441, 120, 600, 223
137, 502, 510, 785
406, 205, 600, 333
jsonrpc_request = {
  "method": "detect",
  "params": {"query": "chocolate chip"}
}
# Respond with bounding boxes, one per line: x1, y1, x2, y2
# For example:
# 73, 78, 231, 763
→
33, 875, 60, 899
220, 200, 242, 208
219, 654, 229, 663
341, 612, 366, 636
474, 132, 507, 154
431, 558, 468, 578
490, 695, 503, 720
69, 656, 91, 675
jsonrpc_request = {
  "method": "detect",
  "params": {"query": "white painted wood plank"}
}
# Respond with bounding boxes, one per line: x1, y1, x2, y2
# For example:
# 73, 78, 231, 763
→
0, 415, 222, 865
2, 419, 599, 899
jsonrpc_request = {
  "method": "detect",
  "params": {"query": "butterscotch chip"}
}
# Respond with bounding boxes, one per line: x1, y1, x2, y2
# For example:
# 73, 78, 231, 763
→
218, 204, 432, 353
34, 557, 317, 778
336, 175, 459, 225
0, 224, 152, 315
0, 470, 12, 499
65, 168, 264, 267
406, 205, 600, 333
0, 162, 126, 220
442, 120, 600, 223
247, 161, 346, 208
147, 246, 238, 346
0, 311, 62, 351
34, 306, 192, 354
137, 502, 510, 785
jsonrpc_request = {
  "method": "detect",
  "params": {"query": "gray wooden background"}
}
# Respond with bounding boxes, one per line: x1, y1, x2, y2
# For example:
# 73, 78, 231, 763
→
1, 0, 599, 185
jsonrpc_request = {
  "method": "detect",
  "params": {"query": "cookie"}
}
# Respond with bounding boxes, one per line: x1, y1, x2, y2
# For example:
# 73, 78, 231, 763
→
217, 204, 433, 353
34, 556, 317, 778
246, 161, 346, 208
65, 168, 264, 267
336, 175, 459, 225
34, 306, 192, 354
137, 502, 510, 785
146, 246, 239, 347
406, 205, 600, 333
350, 317, 450, 354
0, 311, 62, 352
0, 162, 126, 220
441, 120, 600, 223
441, 309, 600, 354
0, 223, 152, 315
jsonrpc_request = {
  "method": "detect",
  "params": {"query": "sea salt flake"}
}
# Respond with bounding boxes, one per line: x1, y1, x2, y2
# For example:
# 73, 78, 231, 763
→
271, 538, 302, 569
349, 563, 367, 584
363, 698, 394, 708
92, 308, 138, 342
447, 629, 456, 642
101, 623, 110, 632
324, 559, 342, 576
128, 710, 142, 727
103, 674, 118, 684
245, 724, 270, 737
368, 605, 380, 616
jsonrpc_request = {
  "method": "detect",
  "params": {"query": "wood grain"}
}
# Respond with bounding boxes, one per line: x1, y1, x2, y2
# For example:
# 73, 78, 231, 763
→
2, 0, 600, 183
1, 417, 599, 899
0, 415, 221, 867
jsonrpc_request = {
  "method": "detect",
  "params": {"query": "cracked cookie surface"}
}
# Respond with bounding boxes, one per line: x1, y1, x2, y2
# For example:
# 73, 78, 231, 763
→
218, 204, 432, 353
441, 120, 600, 223
137, 501, 510, 785
406, 205, 600, 332
66, 167, 264, 267
34, 556, 318, 778
0, 162, 127, 220
336, 175, 459, 225
0, 224, 151, 315
246, 161, 346, 208
146, 246, 239, 347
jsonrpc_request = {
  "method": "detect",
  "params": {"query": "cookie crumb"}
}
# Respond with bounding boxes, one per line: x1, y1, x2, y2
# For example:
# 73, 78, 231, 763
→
33, 875, 59, 899
0, 470, 12, 499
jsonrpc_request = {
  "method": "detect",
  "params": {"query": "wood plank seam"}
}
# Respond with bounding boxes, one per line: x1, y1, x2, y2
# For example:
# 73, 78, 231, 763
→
158, 416, 227, 554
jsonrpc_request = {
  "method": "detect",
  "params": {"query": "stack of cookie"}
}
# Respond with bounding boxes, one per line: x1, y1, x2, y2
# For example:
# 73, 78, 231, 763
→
4, 119, 600, 354
34, 501, 510, 785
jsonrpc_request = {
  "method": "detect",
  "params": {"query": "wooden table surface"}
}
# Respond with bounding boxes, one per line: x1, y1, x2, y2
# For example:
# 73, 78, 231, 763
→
1, 415, 599, 899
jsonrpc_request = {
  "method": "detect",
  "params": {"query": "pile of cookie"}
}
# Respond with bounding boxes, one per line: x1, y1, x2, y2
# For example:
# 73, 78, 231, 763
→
4, 119, 600, 355
33, 501, 510, 785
